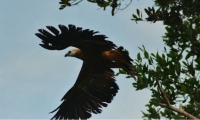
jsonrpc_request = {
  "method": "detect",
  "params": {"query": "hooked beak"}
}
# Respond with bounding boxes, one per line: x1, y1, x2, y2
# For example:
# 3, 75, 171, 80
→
65, 51, 71, 57
65, 53, 69, 57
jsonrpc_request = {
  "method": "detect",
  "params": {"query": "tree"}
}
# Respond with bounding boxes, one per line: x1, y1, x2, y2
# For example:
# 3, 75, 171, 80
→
129, 0, 200, 119
58, 0, 200, 119
58, 0, 132, 16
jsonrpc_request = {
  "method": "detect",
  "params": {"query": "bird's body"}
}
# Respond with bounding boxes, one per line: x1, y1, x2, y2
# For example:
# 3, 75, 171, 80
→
35, 24, 136, 120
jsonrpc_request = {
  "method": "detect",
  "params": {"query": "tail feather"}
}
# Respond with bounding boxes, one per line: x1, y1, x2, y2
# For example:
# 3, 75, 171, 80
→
117, 46, 137, 80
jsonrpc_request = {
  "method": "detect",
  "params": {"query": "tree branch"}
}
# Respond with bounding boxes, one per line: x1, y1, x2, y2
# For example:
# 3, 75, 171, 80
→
160, 103, 199, 120
119, 0, 132, 10
155, 78, 171, 106
156, 79, 199, 120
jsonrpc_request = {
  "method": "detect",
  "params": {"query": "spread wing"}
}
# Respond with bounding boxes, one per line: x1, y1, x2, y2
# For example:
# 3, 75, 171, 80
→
50, 62, 119, 120
35, 24, 117, 53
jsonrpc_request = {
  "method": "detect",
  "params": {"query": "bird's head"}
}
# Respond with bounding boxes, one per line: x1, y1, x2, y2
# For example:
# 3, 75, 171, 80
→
65, 48, 83, 60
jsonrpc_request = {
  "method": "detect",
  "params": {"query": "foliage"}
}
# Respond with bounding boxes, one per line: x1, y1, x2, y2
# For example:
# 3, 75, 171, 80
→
58, 0, 132, 16
126, 0, 200, 119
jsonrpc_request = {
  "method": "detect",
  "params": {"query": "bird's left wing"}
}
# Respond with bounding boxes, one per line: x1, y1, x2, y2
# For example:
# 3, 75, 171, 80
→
50, 62, 119, 120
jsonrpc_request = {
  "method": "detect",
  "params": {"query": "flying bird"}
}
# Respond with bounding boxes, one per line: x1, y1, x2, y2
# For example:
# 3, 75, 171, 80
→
35, 24, 136, 120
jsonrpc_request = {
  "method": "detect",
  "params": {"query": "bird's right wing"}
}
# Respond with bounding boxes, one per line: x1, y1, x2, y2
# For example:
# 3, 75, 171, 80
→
35, 25, 116, 53
50, 62, 119, 120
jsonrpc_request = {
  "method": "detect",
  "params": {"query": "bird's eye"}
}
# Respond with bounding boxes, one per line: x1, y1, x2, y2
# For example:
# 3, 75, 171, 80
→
68, 51, 71, 54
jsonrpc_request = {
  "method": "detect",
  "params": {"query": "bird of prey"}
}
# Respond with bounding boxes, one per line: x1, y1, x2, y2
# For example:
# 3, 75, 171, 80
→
35, 24, 136, 120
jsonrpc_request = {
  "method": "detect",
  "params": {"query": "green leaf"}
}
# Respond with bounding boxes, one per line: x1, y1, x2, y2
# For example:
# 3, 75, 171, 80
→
175, 62, 181, 76
137, 53, 142, 61
164, 47, 166, 52
151, 53, 155, 57
148, 58, 152, 65
185, 51, 192, 60
150, 99, 159, 106
182, 99, 187, 103
137, 9, 140, 16
132, 14, 137, 19
59, 5, 67, 10
144, 51, 149, 59
126, 75, 132, 78
144, 8, 150, 15
116, 72, 120, 76
143, 64, 148, 73
119, 69, 126, 74
138, 46, 144, 52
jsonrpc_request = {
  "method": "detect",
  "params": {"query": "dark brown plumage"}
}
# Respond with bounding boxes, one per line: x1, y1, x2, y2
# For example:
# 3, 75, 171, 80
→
35, 24, 135, 120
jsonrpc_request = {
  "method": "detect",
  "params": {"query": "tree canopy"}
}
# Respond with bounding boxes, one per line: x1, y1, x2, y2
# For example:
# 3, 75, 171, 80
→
129, 0, 200, 119
59, 0, 200, 119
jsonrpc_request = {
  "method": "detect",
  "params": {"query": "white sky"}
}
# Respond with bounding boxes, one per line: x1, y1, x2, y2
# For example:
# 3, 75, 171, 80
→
0, 0, 166, 119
